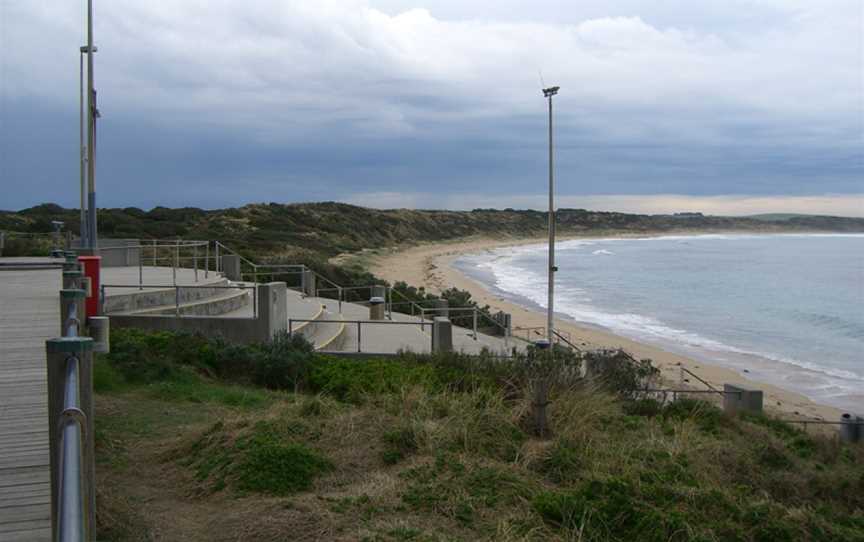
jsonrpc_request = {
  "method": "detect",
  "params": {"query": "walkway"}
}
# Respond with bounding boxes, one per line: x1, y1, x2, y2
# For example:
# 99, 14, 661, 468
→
0, 268, 58, 541
0, 264, 221, 540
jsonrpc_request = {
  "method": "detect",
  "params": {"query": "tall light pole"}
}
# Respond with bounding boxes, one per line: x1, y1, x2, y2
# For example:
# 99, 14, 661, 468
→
542, 85, 559, 346
79, 45, 95, 247
85, 0, 98, 251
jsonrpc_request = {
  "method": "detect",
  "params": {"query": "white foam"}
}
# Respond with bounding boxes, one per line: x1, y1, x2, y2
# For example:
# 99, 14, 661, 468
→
465, 242, 864, 401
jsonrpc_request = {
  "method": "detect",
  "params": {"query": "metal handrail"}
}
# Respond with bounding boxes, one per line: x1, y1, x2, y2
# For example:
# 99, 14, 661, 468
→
552, 329, 581, 351
288, 317, 433, 353
56, 299, 89, 541
679, 366, 719, 393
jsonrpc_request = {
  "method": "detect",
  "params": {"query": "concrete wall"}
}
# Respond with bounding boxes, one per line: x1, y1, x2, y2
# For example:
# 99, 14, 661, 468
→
110, 282, 287, 344
110, 314, 267, 344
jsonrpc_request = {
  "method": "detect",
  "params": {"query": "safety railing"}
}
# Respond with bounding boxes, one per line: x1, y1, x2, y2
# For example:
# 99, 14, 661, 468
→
100, 283, 257, 317
288, 318, 434, 353
48, 286, 95, 541
552, 329, 581, 351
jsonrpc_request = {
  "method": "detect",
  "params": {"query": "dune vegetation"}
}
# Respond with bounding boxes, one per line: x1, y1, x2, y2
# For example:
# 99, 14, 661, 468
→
94, 329, 864, 541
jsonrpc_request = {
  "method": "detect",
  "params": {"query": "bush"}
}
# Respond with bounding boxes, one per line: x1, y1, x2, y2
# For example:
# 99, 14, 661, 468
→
583, 349, 659, 398
251, 331, 315, 390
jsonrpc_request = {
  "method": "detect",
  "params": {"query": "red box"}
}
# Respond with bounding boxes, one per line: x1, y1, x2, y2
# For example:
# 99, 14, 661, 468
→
78, 255, 102, 317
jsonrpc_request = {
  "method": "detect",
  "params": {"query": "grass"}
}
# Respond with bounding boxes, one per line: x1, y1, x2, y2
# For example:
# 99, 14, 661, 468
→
93, 329, 864, 541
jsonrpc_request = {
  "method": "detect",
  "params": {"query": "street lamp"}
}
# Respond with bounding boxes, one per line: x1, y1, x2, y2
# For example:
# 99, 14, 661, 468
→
542, 85, 559, 346
84, 0, 98, 251
79, 45, 96, 247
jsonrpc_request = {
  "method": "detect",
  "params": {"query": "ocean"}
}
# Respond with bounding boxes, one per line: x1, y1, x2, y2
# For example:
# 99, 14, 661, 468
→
454, 234, 864, 412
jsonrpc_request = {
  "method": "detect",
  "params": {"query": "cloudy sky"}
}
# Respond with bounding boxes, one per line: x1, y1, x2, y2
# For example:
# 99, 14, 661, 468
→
1, 0, 862, 215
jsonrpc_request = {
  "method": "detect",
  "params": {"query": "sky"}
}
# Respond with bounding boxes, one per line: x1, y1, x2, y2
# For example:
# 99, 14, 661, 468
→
0, 0, 862, 215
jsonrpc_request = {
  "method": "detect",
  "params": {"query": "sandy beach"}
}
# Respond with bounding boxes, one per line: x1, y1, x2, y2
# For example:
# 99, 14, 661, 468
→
364, 235, 845, 425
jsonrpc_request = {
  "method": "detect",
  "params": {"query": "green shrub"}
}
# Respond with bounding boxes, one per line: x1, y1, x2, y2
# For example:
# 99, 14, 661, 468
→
583, 349, 659, 398
662, 398, 725, 433
308, 357, 438, 401
532, 478, 691, 541
93, 357, 125, 392
236, 436, 332, 495
623, 398, 663, 417
251, 331, 315, 390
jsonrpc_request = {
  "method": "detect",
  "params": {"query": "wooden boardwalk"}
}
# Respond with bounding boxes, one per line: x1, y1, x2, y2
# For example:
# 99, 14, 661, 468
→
0, 268, 58, 541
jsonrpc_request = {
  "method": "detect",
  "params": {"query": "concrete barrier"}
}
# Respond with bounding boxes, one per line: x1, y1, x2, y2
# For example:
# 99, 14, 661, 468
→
110, 282, 288, 344
369, 296, 385, 320
88, 316, 110, 353
722, 383, 763, 415
432, 317, 452, 353
222, 255, 242, 281
303, 269, 316, 297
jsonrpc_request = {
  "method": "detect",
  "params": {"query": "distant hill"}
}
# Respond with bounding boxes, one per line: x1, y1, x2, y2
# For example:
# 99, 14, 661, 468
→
2, 202, 863, 260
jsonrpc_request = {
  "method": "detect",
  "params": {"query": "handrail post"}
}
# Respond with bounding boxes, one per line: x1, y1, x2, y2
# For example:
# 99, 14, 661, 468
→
175, 287, 180, 317
138, 247, 143, 290
253, 286, 258, 318
205, 241, 209, 279
173, 243, 178, 286
473, 308, 478, 340
357, 321, 362, 353
193, 244, 198, 282
215, 241, 220, 274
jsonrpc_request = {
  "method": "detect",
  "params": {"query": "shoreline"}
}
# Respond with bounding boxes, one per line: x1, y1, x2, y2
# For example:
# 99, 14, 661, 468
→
365, 235, 846, 425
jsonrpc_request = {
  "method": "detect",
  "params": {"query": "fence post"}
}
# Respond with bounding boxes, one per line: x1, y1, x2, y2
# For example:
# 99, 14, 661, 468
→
473, 309, 478, 340
60, 289, 87, 337
46, 336, 95, 542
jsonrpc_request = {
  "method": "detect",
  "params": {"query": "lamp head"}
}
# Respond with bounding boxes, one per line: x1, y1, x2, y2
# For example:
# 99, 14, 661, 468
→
542, 86, 560, 98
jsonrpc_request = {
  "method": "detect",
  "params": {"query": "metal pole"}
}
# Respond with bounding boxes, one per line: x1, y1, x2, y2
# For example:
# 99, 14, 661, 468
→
215, 242, 220, 273
357, 321, 362, 353
205, 242, 209, 279
175, 287, 180, 317
193, 245, 198, 282
173, 244, 178, 286
79, 49, 87, 247
543, 87, 559, 345
138, 250, 143, 290
252, 286, 257, 318
152, 239, 157, 267
85, 0, 97, 250
473, 308, 478, 340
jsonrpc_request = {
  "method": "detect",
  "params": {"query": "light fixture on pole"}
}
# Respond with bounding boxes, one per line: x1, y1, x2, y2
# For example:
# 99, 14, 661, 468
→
542, 85, 559, 347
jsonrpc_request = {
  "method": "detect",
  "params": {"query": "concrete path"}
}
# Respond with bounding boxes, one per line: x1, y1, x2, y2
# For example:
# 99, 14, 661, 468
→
0, 269, 59, 541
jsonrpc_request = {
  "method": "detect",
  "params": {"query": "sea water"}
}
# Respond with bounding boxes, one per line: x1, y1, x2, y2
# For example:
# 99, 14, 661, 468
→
454, 234, 864, 412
